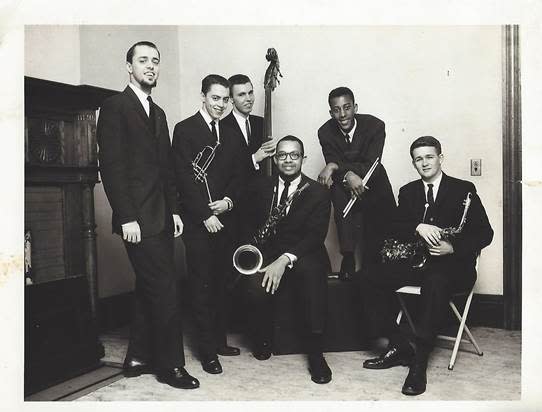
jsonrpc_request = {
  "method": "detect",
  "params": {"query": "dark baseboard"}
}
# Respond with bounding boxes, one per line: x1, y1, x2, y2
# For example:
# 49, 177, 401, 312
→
469, 293, 505, 329
98, 290, 508, 334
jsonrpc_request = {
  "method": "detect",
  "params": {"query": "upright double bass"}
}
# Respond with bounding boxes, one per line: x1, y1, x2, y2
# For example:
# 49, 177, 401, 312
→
261, 48, 283, 176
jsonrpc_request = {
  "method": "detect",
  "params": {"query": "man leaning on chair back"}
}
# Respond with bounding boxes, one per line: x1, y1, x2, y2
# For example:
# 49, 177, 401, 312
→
358, 135, 493, 396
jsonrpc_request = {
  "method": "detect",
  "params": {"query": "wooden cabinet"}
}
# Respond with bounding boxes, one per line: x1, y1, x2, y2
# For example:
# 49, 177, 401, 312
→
24, 77, 117, 395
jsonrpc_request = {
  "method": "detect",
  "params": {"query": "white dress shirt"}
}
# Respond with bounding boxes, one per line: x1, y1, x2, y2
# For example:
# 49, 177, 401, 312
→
342, 118, 358, 143
199, 108, 220, 142
276, 174, 303, 268
422, 171, 443, 202
232, 108, 259, 170
129, 83, 151, 116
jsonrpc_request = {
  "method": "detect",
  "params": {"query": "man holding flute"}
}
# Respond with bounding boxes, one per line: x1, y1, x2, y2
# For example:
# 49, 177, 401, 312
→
317, 87, 395, 277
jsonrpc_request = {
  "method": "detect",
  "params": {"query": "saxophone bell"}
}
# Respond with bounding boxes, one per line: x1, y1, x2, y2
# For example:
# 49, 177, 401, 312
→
232, 244, 264, 276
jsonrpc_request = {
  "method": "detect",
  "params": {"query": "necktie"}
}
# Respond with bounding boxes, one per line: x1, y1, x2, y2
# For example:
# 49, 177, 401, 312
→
147, 96, 156, 134
245, 118, 251, 144
427, 183, 435, 207
344, 133, 350, 144
279, 181, 291, 206
210, 120, 218, 142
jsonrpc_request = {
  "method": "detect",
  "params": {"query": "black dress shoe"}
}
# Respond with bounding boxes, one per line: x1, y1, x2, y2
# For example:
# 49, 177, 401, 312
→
123, 358, 152, 378
253, 341, 272, 361
217, 345, 240, 356
402, 362, 427, 396
201, 356, 223, 374
156, 367, 200, 389
308, 354, 332, 384
363, 345, 414, 369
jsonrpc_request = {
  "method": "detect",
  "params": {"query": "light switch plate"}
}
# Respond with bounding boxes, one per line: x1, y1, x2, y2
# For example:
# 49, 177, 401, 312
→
471, 159, 482, 176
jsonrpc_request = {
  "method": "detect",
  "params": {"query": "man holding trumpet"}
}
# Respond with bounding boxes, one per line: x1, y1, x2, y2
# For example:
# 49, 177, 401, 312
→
317, 87, 395, 278
172, 74, 242, 375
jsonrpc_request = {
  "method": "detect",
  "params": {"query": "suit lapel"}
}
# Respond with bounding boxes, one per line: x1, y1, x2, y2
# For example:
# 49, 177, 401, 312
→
124, 86, 154, 137
288, 174, 310, 215
414, 180, 428, 222
195, 111, 217, 146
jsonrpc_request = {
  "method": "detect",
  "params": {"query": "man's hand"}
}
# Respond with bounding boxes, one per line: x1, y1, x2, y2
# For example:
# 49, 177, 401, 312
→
254, 137, 277, 163
208, 199, 229, 215
121, 221, 141, 244
416, 223, 442, 247
343, 171, 366, 197
173, 214, 183, 237
258, 255, 289, 294
428, 240, 454, 256
203, 215, 224, 233
317, 163, 338, 188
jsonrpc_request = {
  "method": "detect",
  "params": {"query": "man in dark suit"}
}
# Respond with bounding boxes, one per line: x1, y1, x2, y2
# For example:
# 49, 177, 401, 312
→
241, 135, 333, 384
318, 87, 395, 279
221, 74, 277, 178
359, 136, 494, 396
97, 41, 199, 389
172, 74, 242, 375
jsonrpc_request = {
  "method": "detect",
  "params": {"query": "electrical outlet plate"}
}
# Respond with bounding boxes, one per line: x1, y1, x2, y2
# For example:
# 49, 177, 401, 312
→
471, 159, 482, 176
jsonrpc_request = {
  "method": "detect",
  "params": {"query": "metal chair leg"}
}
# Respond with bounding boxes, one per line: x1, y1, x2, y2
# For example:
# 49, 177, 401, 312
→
448, 290, 478, 370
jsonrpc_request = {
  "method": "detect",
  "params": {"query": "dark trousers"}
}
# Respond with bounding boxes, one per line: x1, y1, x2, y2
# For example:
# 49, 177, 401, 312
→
183, 228, 235, 359
359, 259, 476, 349
331, 183, 361, 256
124, 230, 184, 369
243, 252, 328, 349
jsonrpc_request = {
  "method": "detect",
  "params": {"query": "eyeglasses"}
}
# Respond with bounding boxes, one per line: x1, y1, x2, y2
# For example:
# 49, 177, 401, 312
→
275, 151, 303, 161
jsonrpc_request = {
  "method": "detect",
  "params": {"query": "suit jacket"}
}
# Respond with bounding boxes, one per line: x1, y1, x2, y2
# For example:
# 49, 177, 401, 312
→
318, 113, 385, 182
97, 86, 178, 237
172, 111, 242, 232
220, 111, 264, 178
246, 174, 331, 265
393, 173, 494, 270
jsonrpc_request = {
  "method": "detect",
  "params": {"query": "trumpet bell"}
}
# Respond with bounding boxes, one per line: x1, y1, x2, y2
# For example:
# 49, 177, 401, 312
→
233, 244, 263, 276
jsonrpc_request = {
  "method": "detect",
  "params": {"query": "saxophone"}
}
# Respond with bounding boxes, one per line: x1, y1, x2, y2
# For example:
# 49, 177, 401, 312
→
380, 192, 473, 269
233, 182, 310, 275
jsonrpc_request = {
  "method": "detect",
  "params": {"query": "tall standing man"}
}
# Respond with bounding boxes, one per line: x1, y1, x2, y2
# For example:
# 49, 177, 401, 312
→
172, 75, 242, 375
359, 136, 493, 395
318, 87, 395, 278
97, 41, 199, 389
242, 135, 333, 384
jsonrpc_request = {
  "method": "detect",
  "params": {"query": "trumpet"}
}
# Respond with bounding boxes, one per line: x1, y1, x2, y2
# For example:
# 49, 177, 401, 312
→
380, 192, 473, 269
342, 157, 380, 218
233, 182, 310, 275
192, 141, 220, 202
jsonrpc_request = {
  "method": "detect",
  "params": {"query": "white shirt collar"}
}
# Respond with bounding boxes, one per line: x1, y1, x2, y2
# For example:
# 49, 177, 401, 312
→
279, 174, 302, 190
232, 108, 250, 142
342, 118, 357, 141
422, 171, 443, 200
129, 83, 151, 116
199, 107, 220, 140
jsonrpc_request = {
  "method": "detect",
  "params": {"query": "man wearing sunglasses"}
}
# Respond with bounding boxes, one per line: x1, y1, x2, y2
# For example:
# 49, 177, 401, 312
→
242, 135, 333, 384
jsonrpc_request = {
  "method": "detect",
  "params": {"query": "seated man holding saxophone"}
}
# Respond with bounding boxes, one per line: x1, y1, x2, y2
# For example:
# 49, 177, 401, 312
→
235, 135, 333, 384
358, 136, 493, 396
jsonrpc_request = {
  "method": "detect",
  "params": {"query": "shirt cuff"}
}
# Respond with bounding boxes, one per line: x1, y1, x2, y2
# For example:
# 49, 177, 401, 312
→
282, 253, 297, 268
252, 154, 260, 170
224, 196, 233, 211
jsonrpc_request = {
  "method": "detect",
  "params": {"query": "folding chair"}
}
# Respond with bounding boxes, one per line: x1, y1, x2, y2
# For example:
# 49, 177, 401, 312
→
395, 258, 483, 370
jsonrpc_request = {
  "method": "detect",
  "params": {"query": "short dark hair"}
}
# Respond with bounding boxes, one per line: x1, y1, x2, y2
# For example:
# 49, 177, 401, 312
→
409, 136, 442, 158
126, 41, 160, 63
228, 74, 252, 96
277, 135, 305, 156
201, 74, 230, 95
328, 87, 355, 106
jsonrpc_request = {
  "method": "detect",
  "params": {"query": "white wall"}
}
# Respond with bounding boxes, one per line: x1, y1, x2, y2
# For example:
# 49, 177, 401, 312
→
178, 26, 503, 294
25, 25, 504, 296
25, 25, 81, 85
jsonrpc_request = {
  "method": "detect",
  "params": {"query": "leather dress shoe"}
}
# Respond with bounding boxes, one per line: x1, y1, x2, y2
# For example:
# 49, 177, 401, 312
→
308, 354, 332, 384
253, 341, 272, 361
156, 367, 200, 389
201, 356, 223, 374
217, 345, 240, 356
123, 358, 152, 378
402, 362, 427, 396
363, 345, 414, 369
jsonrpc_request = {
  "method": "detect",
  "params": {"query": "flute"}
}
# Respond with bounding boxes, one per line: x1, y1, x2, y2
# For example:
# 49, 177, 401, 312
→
342, 157, 380, 218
